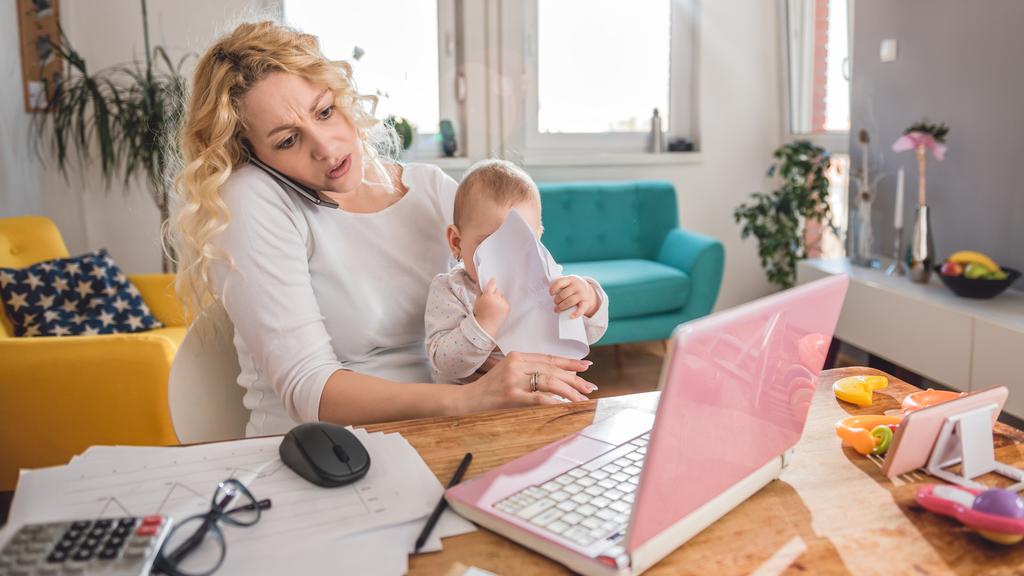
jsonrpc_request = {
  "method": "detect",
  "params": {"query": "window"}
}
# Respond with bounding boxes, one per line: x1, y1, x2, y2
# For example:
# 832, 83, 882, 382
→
785, 0, 850, 135
518, 0, 697, 155
282, 0, 697, 162
284, 0, 457, 158
819, 154, 849, 259
784, 0, 851, 257
535, 0, 670, 134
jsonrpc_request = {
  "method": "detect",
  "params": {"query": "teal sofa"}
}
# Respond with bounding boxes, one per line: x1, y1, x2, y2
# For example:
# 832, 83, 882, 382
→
539, 181, 725, 345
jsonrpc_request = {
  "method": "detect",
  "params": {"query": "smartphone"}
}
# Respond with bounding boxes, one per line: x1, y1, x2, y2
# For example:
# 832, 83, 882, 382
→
883, 385, 1008, 478
246, 153, 339, 209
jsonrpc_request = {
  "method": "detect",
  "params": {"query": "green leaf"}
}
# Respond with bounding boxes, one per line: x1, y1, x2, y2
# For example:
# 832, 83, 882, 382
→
732, 140, 833, 288
32, 5, 190, 208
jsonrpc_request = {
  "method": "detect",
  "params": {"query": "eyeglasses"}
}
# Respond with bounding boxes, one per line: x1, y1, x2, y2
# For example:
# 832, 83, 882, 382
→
155, 479, 271, 576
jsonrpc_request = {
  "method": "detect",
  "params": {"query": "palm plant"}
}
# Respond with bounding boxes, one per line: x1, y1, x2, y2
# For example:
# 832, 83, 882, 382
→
734, 141, 835, 288
32, 0, 188, 272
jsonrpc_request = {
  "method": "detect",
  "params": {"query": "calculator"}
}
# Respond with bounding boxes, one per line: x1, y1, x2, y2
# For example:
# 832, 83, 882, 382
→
0, 515, 172, 576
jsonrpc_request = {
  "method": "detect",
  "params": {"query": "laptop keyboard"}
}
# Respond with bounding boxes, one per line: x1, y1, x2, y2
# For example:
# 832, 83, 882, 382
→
492, 432, 649, 548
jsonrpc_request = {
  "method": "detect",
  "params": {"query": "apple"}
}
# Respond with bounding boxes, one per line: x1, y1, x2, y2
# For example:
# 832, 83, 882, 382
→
940, 261, 964, 277
964, 263, 990, 279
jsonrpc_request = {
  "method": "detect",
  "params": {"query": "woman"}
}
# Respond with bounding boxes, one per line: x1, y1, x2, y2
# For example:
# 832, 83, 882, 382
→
172, 21, 596, 436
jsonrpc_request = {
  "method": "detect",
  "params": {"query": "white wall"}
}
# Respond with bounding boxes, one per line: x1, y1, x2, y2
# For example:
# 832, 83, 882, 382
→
516, 0, 783, 310
0, 10, 42, 219
8, 0, 780, 308
13, 0, 279, 272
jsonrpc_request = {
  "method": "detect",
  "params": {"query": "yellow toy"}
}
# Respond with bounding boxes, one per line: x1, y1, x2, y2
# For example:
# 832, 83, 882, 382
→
832, 375, 889, 407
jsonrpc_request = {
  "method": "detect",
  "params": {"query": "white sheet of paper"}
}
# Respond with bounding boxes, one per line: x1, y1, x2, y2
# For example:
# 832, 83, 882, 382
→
474, 209, 589, 359
213, 508, 473, 576
1, 430, 475, 576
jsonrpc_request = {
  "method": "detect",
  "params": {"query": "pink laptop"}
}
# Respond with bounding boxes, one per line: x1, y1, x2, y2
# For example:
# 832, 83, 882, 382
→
446, 275, 849, 575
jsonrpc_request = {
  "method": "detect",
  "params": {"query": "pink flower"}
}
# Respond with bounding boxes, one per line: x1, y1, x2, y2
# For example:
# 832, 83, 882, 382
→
892, 131, 947, 161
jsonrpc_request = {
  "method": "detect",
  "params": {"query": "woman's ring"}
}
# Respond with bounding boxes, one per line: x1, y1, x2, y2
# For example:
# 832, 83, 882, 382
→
530, 372, 540, 393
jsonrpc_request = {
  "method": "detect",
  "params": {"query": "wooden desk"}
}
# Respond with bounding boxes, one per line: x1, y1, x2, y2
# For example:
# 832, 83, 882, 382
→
367, 368, 1024, 575
798, 258, 1024, 419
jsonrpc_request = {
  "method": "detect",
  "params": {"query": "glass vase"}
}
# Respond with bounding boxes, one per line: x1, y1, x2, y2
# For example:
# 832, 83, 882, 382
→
848, 195, 876, 267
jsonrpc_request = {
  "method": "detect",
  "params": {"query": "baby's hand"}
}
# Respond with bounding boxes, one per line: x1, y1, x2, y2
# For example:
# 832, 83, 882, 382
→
474, 278, 510, 338
550, 275, 600, 319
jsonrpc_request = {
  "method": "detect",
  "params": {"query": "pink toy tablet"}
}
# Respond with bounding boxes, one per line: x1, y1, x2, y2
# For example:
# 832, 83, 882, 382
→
883, 386, 1008, 478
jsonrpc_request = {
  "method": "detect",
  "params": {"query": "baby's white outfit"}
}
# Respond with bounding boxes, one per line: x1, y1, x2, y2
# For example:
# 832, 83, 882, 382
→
424, 264, 609, 383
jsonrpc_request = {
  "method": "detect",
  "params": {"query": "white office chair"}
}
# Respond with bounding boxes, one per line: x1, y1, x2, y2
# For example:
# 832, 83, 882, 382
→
168, 301, 250, 444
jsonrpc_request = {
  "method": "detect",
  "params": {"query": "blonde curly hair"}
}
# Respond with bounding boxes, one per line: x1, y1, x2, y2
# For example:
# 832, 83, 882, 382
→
171, 21, 397, 320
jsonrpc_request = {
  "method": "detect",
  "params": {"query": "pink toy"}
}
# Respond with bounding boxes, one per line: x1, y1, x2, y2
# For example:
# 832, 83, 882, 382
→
916, 484, 1024, 545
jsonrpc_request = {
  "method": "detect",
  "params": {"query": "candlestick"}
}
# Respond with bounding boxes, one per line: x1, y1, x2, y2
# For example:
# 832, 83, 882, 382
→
885, 226, 907, 276
894, 167, 905, 228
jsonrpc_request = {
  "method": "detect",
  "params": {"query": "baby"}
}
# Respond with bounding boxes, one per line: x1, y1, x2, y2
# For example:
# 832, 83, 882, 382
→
425, 159, 609, 384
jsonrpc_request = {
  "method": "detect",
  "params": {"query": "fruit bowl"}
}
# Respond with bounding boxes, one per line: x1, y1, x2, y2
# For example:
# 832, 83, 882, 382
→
935, 266, 1021, 299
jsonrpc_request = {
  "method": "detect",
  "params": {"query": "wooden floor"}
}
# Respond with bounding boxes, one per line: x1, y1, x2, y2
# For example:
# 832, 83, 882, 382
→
583, 341, 863, 401
583, 341, 667, 399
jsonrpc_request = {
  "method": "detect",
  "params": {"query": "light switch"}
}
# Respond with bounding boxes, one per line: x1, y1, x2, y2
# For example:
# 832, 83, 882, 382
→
880, 39, 898, 62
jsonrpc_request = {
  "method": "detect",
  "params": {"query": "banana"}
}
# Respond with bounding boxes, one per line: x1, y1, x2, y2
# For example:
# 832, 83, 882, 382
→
947, 251, 1002, 273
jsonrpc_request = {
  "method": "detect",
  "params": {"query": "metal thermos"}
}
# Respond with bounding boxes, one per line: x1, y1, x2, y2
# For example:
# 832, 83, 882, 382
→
649, 108, 663, 154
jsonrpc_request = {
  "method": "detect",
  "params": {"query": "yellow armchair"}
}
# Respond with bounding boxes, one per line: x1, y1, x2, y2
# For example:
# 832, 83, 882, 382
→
0, 216, 184, 490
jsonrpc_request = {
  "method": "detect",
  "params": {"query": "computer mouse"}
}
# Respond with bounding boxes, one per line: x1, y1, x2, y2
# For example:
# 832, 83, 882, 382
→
279, 422, 371, 487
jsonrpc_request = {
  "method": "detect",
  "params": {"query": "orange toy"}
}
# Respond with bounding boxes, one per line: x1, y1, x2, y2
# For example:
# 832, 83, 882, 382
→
835, 415, 903, 455
901, 389, 965, 413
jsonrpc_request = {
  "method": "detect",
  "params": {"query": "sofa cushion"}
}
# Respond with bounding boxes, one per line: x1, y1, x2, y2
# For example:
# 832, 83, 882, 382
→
562, 259, 691, 320
0, 249, 163, 337
539, 181, 678, 263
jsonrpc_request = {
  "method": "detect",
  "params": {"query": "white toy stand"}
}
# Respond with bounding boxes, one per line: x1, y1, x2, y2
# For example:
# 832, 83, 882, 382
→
926, 402, 1024, 492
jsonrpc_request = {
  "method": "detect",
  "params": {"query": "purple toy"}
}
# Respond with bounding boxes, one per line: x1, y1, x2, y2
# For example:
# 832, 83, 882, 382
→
917, 484, 1024, 545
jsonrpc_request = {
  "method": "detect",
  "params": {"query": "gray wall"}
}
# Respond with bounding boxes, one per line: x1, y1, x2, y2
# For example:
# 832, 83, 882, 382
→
850, 0, 1024, 275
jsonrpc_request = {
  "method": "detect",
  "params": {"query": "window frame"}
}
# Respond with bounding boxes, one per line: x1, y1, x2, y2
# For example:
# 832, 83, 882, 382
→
509, 0, 698, 157
281, 0, 462, 161
779, 0, 851, 153
276, 0, 702, 165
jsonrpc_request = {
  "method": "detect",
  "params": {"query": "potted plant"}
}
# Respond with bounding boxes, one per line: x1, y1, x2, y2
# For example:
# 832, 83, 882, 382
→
31, 0, 188, 273
734, 140, 835, 288
385, 115, 414, 153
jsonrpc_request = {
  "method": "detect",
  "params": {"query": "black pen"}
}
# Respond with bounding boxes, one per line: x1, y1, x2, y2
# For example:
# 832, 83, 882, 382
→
414, 452, 473, 553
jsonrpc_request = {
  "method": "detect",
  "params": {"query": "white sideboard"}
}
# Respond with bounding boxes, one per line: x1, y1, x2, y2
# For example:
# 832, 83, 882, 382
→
797, 258, 1024, 418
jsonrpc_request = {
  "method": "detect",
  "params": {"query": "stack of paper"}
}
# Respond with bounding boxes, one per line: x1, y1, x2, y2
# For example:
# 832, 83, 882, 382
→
0, 429, 474, 575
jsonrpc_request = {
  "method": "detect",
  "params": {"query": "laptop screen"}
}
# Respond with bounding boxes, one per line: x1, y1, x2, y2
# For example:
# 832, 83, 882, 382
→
626, 275, 848, 552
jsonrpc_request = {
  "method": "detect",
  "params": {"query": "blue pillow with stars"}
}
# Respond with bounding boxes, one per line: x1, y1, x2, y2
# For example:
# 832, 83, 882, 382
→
0, 249, 162, 337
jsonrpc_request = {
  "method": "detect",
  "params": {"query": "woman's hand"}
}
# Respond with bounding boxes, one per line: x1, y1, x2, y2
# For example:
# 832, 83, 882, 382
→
478, 355, 501, 373
458, 352, 597, 413
550, 275, 600, 319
